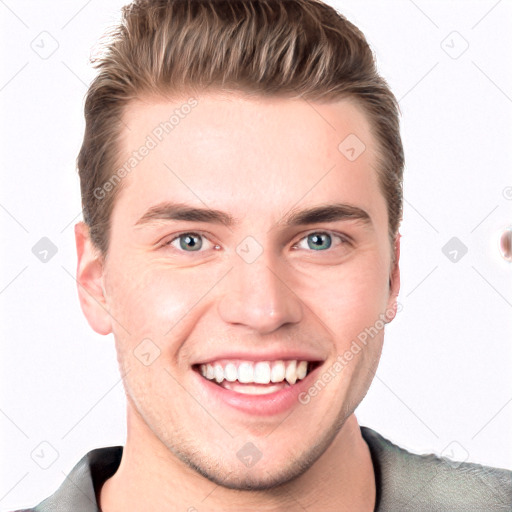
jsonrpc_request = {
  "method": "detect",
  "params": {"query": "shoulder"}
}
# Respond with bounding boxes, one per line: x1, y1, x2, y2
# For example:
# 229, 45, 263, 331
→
9, 446, 123, 512
361, 426, 512, 512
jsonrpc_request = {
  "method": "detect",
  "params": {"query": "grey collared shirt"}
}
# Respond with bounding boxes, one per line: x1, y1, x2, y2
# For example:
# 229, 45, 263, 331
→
13, 426, 512, 511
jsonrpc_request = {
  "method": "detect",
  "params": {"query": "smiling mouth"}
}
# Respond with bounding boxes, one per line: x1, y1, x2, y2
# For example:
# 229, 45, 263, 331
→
193, 359, 322, 395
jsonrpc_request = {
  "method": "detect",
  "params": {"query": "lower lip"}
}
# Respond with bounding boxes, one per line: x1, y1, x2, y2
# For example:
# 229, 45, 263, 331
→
192, 364, 322, 417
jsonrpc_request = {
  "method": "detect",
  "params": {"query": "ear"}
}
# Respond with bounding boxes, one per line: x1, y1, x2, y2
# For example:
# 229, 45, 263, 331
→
75, 222, 113, 335
385, 233, 401, 323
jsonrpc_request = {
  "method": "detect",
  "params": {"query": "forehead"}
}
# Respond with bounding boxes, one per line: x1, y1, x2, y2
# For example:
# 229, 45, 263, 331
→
113, 93, 383, 227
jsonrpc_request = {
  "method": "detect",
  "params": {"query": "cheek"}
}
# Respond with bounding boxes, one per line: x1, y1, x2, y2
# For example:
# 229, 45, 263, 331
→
320, 257, 390, 329
105, 240, 391, 345
106, 261, 216, 346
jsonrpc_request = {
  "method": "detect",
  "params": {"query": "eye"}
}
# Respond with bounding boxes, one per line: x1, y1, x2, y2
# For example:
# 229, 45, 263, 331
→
160, 231, 349, 254
293, 231, 348, 251
163, 232, 217, 252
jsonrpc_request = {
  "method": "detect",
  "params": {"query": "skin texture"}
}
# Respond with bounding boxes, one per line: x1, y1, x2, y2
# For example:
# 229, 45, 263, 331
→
75, 92, 400, 511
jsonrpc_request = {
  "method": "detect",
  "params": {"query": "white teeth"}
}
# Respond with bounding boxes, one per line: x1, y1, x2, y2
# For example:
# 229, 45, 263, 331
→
254, 362, 271, 384
238, 362, 254, 383
224, 362, 237, 382
222, 381, 287, 395
214, 364, 224, 383
198, 359, 313, 386
296, 360, 308, 380
285, 360, 297, 385
270, 360, 286, 383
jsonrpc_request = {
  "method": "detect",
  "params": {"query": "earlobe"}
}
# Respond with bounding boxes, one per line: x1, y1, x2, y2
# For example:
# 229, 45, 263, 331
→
75, 222, 113, 335
386, 233, 401, 323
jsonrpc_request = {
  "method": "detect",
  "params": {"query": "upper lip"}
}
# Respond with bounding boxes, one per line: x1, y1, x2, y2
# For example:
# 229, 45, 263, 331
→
192, 349, 327, 366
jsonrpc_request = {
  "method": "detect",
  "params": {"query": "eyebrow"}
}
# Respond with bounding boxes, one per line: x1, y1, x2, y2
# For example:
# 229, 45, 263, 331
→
135, 201, 372, 229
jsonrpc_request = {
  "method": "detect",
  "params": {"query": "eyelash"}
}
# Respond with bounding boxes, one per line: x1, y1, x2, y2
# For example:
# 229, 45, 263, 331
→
160, 230, 350, 254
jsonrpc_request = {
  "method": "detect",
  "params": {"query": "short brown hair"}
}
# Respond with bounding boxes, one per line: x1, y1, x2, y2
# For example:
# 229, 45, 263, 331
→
78, 0, 404, 255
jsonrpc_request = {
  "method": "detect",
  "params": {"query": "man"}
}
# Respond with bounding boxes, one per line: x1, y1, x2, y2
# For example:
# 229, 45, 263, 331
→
14, 0, 511, 510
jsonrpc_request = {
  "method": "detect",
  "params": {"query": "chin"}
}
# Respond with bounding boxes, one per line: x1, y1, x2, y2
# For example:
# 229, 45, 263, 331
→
191, 463, 303, 491
175, 435, 332, 492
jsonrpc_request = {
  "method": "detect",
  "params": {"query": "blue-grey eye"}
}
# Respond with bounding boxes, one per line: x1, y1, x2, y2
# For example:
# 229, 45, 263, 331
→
306, 233, 332, 250
178, 233, 203, 251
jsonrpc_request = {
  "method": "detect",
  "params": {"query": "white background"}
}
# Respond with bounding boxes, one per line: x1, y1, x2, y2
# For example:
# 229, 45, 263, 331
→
1, 0, 511, 510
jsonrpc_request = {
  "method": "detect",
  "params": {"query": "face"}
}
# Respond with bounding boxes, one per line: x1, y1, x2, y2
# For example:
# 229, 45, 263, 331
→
77, 92, 400, 490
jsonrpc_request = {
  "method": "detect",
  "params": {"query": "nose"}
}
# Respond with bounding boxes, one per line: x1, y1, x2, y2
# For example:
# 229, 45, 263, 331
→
217, 253, 303, 334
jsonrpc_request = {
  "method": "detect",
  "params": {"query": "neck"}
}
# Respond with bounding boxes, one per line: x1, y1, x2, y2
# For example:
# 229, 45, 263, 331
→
99, 409, 375, 512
